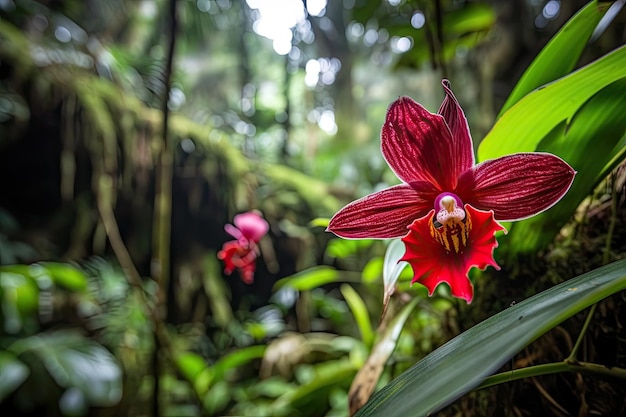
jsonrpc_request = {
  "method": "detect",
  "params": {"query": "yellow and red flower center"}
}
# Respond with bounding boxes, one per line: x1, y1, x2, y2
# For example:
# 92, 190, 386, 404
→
430, 193, 470, 254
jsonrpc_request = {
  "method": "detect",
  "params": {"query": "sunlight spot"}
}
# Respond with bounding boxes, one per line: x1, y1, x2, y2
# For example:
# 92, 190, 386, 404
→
305, 59, 321, 87
542, 0, 560, 19
411, 11, 425, 29
391, 36, 413, 53
273, 35, 293, 55
196, 0, 211, 12
139, 0, 158, 18
318, 110, 337, 135
248, 0, 305, 55
363, 29, 378, 46
534, 14, 548, 29
54, 26, 71, 43
348, 22, 364, 39
181, 138, 196, 153
307, 0, 326, 17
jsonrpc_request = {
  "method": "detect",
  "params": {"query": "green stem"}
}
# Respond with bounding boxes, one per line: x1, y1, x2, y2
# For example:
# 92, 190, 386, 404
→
603, 172, 618, 265
476, 361, 626, 390
563, 175, 617, 365
566, 302, 596, 363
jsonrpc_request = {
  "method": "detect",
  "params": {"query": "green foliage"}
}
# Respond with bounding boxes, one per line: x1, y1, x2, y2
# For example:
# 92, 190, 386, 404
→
348, 297, 420, 415
274, 266, 343, 291
0, 351, 29, 402
0, 263, 87, 334
340, 284, 374, 347
479, 45, 626, 255
0, 262, 123, 414
356, 258, 626, 417
498, 1, 609, 117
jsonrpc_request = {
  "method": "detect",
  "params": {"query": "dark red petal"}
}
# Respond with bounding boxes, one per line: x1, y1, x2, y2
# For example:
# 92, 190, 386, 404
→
400, 205, 505, 303
437, 80, 475, 173
238, 254, 258, 284
381, 97, 460, 190
458, 153, 576, 221
327, 184, 432, 239
218, 241, 241, 274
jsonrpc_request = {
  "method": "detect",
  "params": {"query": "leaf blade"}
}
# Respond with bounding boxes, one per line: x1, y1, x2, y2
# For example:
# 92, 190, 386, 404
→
498, 0, 609, 117
355, 258, 626, 417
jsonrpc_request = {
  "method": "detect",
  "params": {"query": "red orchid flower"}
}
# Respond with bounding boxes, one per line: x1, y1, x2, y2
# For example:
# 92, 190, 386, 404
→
218, 211, 269, 284
327, 80, 575, 303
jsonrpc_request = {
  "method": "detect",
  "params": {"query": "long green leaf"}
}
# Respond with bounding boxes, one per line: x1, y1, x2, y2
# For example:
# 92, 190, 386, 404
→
478, 46, 626, 255
355, 258, 626, 417
505, 78, 626, 254
272, 358, 357, 416
349, 298, 420, 416
341, 284, 374, 347
498, 1, 609, 117
0, 351, 29, 401
479, 44, 626, 159
273, 266, 342, 291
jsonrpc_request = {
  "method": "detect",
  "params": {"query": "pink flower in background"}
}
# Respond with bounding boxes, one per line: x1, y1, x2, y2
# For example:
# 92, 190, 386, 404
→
327, 80, 575, 303
218, 211, 269, 284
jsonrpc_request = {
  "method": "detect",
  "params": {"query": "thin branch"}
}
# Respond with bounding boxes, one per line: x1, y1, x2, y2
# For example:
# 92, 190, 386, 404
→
96, 175, 144, 289
566, 303, 597, 363
151, 0, 178, 416
475, 361, 626, 391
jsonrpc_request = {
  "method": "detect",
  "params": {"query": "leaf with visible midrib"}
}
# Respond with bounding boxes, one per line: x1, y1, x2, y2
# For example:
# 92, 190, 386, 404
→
355, 258, 626, 417
498, 0, 609, 118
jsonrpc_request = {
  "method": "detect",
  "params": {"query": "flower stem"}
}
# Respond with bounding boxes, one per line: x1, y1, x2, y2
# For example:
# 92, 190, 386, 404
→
475, 361, 626, 391
566, 303, 596, 363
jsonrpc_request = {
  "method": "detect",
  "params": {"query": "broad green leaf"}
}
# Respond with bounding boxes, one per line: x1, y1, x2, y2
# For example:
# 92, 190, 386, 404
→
203, 255, 233, 327
211, 345, 266, 382
479, 44, 626, 159
274, 266, 343, 291
0, 351, 29, 401
443, 3, 496, 35
38, 262, 88, 292
361, 257, 383, 284
11, 332, 122, 406
326, 238, 374, 259
341, 284, 374, 347
203, 380, 230, 416
348, 298, 420, 416
175, 351, 207, 388
272, 358, 357, 416
505, 78, 626, 254
0, 271, 38, 331
498, 1, 609, 117
356, 258, 626, 417
309, 217, 330, 228
478, 45, 626, 255
382, 239, 409, 319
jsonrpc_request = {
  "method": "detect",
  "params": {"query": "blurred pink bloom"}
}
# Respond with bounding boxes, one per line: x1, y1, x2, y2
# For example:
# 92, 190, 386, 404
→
218, 212, 269, 284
